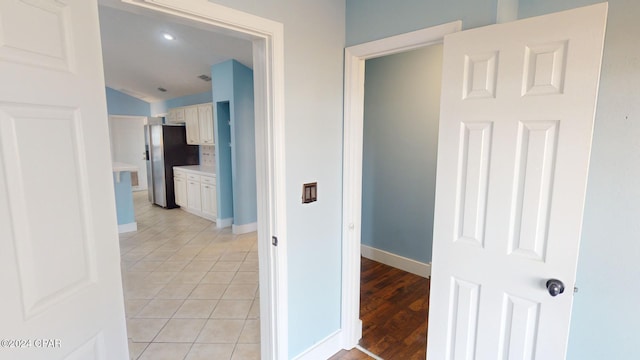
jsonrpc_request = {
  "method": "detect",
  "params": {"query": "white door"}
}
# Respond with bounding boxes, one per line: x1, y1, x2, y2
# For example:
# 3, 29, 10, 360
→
427, 3, 607, 359
0, 0, 129, 359
109, 116, 148, 191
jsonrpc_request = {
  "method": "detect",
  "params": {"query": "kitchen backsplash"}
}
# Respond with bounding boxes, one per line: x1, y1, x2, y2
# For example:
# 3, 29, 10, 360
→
200, 145, 215, 167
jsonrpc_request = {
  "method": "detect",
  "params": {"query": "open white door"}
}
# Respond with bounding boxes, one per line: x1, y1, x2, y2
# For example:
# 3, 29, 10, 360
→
109, 116, 148, 191
0, 0, 129, 359
427, 3, 607, 359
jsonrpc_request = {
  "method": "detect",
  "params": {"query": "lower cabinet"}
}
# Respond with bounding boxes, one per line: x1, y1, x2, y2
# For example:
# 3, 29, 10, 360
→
173, 167, 216, 221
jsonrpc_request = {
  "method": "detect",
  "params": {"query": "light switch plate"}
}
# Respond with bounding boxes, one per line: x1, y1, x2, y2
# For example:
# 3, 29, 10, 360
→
302, 182, 317, 203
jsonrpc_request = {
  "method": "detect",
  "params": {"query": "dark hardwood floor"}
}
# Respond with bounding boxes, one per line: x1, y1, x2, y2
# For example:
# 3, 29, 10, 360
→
330, 257, 430, 360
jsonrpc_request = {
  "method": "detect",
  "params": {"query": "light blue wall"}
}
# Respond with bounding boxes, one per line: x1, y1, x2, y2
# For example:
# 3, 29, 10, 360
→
349, 1, 640, 359
149, 91, 213, 116
362, 45, 443, 264
215, 101, 233, 221
208, 1, 346, 357
346, 0, 497, 46
105, 87, 150, 116
211, 60, 257, 227
113, 172, 135, 225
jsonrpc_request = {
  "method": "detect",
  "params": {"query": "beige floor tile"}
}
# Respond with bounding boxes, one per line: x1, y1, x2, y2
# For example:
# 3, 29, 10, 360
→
183, 261, 215, 272
128, 341, 149, 360
185, 343, 234, 360
238, 320, 260, 344
125, 283, 166, 300
154, 318, 206, 343
126, 318, 168, 342
210, 300, 252, 319
200, 271, 236, 284
222, 284, 258, 300
125, 299, 150, 318
156, 283, 197, 299
158, 260, 190, 272
138, 342, 191, 360
170, 271, 207, 284
189, 284, 228, 300
231, 271, 258, 284
143, 250, 175, 261
211, 261, 242, 272
135, 299, 183, 318
174, 300, 218, 318
220, 251, 248, 261
130, 260, 164, 272
196, 319, 244, 343
238, 260, 259, 272
145, 271, 179, 284
247, 300, 260, 319
231, 343, 260, 360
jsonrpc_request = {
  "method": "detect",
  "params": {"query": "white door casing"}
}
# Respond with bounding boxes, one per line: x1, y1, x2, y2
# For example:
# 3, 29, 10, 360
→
427, 3, 608, 360
341, 21, 462, 349
0, 0, 128, 359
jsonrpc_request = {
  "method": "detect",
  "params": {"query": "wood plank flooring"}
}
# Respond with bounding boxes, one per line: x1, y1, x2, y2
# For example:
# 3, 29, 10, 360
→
329, 257, 430, 360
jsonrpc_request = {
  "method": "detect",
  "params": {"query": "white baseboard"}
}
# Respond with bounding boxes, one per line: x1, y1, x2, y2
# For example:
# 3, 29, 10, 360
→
292, 330, 343, 360
361, 245, 431, 278
118, 222, 137, 233
232, 222, 257, 234
217, 217, 233, 229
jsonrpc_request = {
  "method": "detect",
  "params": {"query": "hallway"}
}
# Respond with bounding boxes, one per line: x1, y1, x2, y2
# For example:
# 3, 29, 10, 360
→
120, 192, 259, 359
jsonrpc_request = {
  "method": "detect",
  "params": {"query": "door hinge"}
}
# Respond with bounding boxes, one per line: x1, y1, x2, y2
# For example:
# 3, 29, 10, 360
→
272, 236, 278, 246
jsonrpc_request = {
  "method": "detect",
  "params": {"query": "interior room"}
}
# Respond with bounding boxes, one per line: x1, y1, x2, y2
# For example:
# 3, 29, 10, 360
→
1, 1, 638, 360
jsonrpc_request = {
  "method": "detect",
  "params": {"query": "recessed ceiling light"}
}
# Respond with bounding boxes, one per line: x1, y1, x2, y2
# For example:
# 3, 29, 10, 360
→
162, 33, 175, 41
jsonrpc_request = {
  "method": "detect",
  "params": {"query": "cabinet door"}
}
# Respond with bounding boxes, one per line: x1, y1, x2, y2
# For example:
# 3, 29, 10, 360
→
201, 183, 217, 218
187, 179, 202, 210
174, 177, 187, 207
198, 103, 215, 145
166, 109, 177, 124
185, 106, 200, 144
175, 107, 186, 123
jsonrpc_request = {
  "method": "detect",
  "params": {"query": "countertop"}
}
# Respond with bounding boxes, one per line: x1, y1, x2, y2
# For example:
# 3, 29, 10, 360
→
112, 162, 138, 172
173, 165, 216, 176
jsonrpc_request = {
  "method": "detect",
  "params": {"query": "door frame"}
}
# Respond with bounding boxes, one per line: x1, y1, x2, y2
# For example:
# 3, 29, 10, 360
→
340, 21, 461, 348
121, 0, 288, 358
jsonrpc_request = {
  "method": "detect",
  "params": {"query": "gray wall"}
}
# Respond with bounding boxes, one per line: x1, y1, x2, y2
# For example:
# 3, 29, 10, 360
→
362, 45, 443, 263
347, 0, 640, 359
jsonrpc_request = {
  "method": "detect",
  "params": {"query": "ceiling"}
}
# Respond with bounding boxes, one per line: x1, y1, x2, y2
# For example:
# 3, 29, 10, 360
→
97, 2, 253, 103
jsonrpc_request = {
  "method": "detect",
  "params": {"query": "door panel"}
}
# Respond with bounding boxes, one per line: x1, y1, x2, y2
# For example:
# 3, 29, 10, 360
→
0, 0, 128, 359
427, 4, 608, 359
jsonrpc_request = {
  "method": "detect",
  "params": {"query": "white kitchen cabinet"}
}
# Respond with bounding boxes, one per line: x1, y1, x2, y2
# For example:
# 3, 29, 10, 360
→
166, 109, 177, 124
201, 176, 217, 218
185, 106, 200, 144
173, 171, 187, 207
187, 176, 202, 210
198, 103, 214, 145
174, 166, 217, 221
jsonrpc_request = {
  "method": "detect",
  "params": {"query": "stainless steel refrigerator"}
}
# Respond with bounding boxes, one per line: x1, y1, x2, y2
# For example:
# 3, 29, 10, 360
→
144, 123, 199, 208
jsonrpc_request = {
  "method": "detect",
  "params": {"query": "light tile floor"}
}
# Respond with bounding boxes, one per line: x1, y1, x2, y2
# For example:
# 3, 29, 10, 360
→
120, 191, 260, 360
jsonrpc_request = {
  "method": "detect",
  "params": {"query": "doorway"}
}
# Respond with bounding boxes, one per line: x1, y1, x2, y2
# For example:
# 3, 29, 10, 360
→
101, 1, 288, 358
108, 115, 148, 191
341, 21, 462, 349
355, 43, 443, 359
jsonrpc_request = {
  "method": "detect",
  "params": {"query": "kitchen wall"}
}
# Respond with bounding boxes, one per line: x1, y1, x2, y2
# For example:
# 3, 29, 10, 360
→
347, 0, 640, 359
105, 87, 150, 116
207, 1, 346, 357
361, 45, 443, 264
211, 59, 257, 229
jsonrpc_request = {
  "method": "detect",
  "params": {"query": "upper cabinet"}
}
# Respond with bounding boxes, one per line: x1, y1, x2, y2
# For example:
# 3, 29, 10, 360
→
198, 103, 214, 145
166, 102, 215, 146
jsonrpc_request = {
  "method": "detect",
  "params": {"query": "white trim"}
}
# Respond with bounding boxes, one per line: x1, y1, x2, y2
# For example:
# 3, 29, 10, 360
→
361, 245, 431, 278
121, 1, 287, 359
233, 222, 257, 234
216, 217, 233, 228
341, 21, 462, 350
292, 330, 343, 360
118, 222, 137, 233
